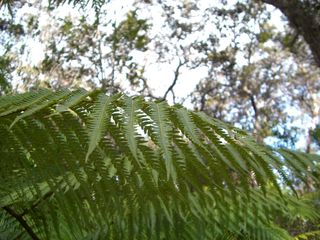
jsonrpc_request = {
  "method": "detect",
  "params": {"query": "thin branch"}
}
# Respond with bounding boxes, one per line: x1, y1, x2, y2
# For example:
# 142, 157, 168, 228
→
249, 94, 264, 144
163, 59, 186, 100
249, 94, 258, 120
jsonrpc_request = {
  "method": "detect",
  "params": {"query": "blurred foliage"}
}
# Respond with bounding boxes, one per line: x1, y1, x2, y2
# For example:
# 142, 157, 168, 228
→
0, 55, 12, 95
312, 125, 320, 148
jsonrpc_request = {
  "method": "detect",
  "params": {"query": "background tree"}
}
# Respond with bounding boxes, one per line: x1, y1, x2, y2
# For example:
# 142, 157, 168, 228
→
261, 0, 320, 68
0, 1, 150, 93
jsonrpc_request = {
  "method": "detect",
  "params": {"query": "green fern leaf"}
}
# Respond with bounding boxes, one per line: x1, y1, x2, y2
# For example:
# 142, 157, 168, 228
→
9, 89, 71, 129
149, 101, 176, 181
0, 89, 52, 117
122, 96, 141, 162
1, 89, 319, 240
85, 93, 116, 162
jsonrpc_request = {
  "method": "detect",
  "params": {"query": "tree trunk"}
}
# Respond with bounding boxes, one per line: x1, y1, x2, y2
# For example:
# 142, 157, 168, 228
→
261, 0, 320, 68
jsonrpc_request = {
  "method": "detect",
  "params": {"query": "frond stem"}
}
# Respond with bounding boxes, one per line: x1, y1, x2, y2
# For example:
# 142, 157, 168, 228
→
3, 206, 40, 240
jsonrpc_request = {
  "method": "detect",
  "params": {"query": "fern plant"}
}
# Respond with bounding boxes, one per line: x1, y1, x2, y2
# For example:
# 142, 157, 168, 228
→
0, 89, 319, 239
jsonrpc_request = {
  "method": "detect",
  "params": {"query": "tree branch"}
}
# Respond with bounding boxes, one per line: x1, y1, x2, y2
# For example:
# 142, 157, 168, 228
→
249, 94, 264, 144
249, 94, 258, 120
261, 0, 320, 67
163, 59, 186, 101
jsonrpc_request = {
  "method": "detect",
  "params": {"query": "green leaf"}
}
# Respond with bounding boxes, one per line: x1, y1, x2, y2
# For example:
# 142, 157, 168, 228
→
0, 89, 52, 117
85, 93, 114, 162
9, 89, 71, 128
149, 101, 176, 181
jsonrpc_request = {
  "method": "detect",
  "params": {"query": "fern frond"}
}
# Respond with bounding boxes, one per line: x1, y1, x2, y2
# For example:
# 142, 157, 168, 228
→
9, 89, 72, 129
85, 93, 119, 162
0, 89, 52, 117
148, 100, 176, 181
1, 89, 319, 239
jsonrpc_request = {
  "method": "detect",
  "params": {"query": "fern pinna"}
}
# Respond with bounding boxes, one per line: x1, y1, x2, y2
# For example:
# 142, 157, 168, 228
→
0, 89, 319, 239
